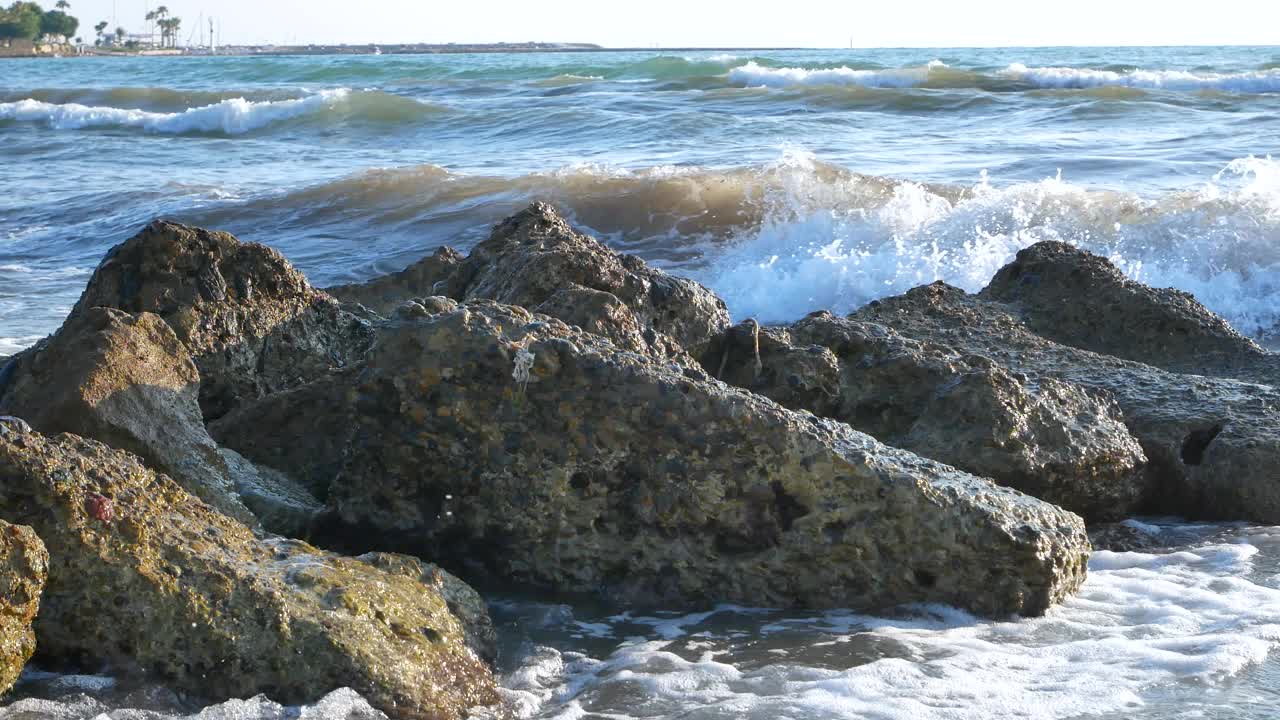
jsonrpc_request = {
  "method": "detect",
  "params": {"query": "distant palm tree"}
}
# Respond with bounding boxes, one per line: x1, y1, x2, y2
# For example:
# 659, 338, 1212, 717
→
55, 0, 71, 9
114, 26, 125, 45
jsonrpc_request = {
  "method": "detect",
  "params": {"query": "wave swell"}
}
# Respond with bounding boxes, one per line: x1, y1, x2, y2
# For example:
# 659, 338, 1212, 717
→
0, 89, 446, 135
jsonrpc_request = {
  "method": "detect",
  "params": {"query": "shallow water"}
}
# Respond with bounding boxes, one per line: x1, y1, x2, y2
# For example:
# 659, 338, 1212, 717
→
4, 521, 1279, 719
2, 47, 1280, 719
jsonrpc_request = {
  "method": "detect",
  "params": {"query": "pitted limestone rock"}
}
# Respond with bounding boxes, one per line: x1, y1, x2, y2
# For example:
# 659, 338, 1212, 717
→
855, 281, 1280, 524
701, 312, 1148, 521
0, 427, 498, 720
0, 307, 254, 523
0, 520, 46, 696
215, 300, 1090, 618
71, 220, 374, 420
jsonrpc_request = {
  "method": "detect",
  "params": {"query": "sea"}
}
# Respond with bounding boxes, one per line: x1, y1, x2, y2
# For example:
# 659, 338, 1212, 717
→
1, 47, 1279, 719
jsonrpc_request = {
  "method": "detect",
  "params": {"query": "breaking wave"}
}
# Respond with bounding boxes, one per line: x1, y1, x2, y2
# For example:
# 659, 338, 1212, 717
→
0, 89, 447, 134
188, 153, 1280, 343
1001, 63, 1280, 92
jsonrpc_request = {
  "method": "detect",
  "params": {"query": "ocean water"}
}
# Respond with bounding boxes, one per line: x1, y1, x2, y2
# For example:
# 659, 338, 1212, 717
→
1, 47, 1279, 719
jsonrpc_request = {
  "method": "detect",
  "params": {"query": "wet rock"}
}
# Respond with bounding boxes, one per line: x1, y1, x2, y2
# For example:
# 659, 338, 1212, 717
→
982, 241, 1279, 383
855, 281, 1280, 524
219, 448, 323, 539
219, 300, 1089, 618
356, 553, 498, 664
326, 247, 465, 317
1087, 521, 1165, 553
0, 427, 498, 719
442, 202, 730, 357
71, 221, 374, 420
702, 313, 1147, 521
0, 520, 47, 696
0, 307, 254, 524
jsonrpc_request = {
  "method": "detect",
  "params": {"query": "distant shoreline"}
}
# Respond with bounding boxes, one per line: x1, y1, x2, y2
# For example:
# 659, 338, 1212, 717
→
9, 43, 803, 59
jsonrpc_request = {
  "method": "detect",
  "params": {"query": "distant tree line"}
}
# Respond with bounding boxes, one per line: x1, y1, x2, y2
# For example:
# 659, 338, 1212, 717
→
0, 1, 79, 43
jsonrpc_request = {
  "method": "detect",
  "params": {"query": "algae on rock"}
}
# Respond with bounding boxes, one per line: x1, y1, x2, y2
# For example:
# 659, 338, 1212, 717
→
0, 518, 47, 697
0, 426, 498, 720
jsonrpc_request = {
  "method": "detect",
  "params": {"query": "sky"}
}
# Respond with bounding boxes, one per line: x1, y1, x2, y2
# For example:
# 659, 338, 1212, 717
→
62, 0, 1280, 48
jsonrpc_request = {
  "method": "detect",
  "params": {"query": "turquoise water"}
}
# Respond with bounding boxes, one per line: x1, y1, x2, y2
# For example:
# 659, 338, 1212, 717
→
2, 48, 1280, 719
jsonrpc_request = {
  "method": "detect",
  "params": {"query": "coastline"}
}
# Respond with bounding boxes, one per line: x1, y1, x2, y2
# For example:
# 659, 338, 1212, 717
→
4, 43, 803, 59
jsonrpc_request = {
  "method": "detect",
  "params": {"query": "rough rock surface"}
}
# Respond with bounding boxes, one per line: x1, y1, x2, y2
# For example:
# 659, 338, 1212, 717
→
356, 553, 498, 664
219, 448, 323, 539
0, 519, 46, 696
701, 313, 1148, 521
0, 307, 254, 524
855, 282, 1280, 523
0, 425, 498, 719
71, 221, 374, 420
441, 203, 730, 357
982, 241, 1279, 384
217, 299, 1090, 618
326, 247, 464, 316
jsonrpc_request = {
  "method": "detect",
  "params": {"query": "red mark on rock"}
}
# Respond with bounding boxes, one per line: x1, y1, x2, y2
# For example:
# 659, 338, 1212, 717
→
86, 494, 114, 523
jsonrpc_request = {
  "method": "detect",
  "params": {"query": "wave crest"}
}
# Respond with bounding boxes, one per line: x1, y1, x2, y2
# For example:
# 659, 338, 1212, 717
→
0, 89, 446, 135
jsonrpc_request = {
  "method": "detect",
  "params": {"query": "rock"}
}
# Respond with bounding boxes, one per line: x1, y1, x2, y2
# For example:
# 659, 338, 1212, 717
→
854, 282, 1280, 523
442, 203, 730, 357
982, 241, 1279, 384
71, 221, 374, 420
0, 307, 255, 524
701, 313, 1148, 521
0, 520, 47, 696
1087, 521, 1165, 553
0, 427, 498, 719
217, 299, 1089, 618
356, 553, 498, 664
219, 448, 323, 539
326, 247, 464, 316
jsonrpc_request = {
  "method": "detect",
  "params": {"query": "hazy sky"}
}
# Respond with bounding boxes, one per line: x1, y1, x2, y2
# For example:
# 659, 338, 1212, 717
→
66, 0, 1280, 48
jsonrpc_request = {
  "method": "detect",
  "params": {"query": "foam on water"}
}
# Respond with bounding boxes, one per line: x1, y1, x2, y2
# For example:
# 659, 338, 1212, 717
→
1002, 63, 1280, 92
728, 60, 945, 89
0, 89, 370, 134
491, 527, 1280, 719
696, 153, 1280, 340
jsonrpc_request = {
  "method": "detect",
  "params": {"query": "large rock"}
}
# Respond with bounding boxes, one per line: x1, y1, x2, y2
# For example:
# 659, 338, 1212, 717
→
219, 447, 323, 538
855, 282, 1280, 523
216, 299, 1089, 618
440, 203, 730, 357
0, 424, 498, 719
700, 313, 1148, 521
71, 221, 374, 420
982, 241, 1279, 384
0, 519, 46, 696
326, 247, 464, 317
0, 307, 254, 524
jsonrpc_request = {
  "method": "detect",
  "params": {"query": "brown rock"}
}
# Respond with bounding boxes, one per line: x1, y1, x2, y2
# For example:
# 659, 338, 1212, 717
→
326, 247, 464, 316
0, 307, 254, 523
71, 221, 373, 420
982, 241, 1279, 384
216, 300, 1090, 618
0, 519, 46, 696
0, 424, 498, 719
702, 312, 1148, 521
855, 281, 1280, 523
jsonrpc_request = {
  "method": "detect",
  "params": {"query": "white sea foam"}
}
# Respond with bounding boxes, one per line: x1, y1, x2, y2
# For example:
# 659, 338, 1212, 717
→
728, 61, 943, 89
1002, 63, 1280, 92
0, 88, 351, 134
498, 533, 1280, 719
697, 154, 1280, 341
